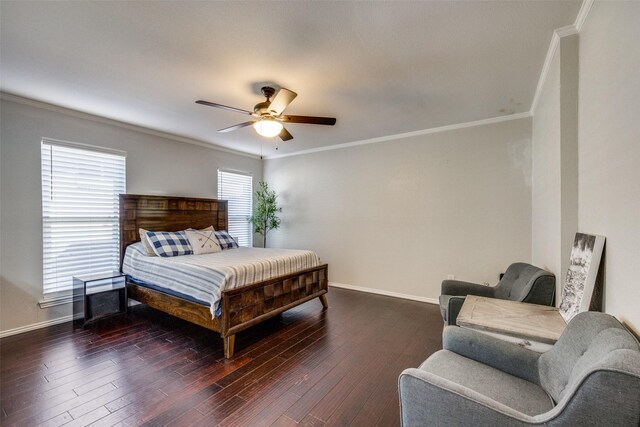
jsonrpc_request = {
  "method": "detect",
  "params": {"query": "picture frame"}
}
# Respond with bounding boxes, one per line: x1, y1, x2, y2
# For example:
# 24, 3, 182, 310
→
559, 233, 606, 323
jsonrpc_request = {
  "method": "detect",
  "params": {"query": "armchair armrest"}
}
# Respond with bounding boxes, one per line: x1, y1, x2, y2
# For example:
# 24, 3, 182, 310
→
399, 368, 532, 426
522, 274, 556, 306
440, 295, 466, 326
441, 279, 495, 297
443, 326, 541, 384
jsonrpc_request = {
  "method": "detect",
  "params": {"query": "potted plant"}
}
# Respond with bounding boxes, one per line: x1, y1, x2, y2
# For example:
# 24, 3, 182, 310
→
248, 182, 282, 248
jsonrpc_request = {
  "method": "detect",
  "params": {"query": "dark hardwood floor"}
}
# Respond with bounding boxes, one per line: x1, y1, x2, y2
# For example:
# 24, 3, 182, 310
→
0, 287, 443, 426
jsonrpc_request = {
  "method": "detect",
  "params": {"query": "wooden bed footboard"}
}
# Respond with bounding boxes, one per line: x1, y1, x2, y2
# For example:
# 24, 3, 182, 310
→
222, 264, 328, 335
220, 264, 328, 357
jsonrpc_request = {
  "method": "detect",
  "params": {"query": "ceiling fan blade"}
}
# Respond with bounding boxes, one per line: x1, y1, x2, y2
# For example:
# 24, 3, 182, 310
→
196, 100, 252, 115
279, 127, 293, 141
281, 115, 336, 126
268, 88, 297, 116
218, 121, 256, 133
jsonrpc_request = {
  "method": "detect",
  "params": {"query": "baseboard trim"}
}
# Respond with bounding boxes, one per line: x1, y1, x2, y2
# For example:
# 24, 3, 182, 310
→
329, 282, 438, 305
0, 314, 82, 339
1, 285, 436, 338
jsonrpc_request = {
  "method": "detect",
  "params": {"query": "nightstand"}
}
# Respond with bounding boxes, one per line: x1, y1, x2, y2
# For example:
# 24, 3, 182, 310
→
73, 271, 127, 327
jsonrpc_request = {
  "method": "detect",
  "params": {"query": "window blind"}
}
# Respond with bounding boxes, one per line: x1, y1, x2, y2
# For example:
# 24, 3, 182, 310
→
41, 140, 126, 297
217, 170, 253, 247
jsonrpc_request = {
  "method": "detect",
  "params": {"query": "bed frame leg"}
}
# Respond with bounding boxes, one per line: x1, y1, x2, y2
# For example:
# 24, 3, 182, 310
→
319, 294, 329, 309
223, 334, 235, 359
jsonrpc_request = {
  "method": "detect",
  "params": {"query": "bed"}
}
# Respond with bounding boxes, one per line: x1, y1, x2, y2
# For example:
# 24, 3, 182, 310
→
119, 194, 328, 358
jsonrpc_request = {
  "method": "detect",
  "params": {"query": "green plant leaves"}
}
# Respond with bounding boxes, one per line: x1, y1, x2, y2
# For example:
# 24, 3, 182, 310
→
248, 181, 282, 247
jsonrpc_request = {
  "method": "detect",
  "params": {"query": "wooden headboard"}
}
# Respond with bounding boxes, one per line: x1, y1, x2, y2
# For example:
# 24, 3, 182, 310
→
119, 194, 228, 262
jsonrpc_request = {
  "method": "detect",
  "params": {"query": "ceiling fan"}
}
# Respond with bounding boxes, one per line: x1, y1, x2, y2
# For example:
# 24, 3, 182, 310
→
196, 86, 336, 142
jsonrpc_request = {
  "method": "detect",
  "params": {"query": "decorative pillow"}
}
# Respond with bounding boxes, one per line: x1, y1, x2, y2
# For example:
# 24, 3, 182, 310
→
185, 228, 221, 255
186, 225, 215, 234
138, 228, 157, 256
139, 226, 212, 256
214, 230, 239, 250
146, 231, 193, 257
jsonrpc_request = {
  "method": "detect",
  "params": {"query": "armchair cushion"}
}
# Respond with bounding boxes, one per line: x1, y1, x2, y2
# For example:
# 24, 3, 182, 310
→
399, 371, 534, 426
406, 350, 554, 416
442, 326, 540, 384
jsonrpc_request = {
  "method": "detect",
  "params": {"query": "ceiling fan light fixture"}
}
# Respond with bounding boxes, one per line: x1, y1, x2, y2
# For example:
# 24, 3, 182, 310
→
253, 119, 283, 138
197, 86, 335, 143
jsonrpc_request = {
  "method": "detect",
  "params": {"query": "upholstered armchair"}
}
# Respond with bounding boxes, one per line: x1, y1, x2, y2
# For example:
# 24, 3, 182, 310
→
440, 262, 555, 325
399, 311, 640, 426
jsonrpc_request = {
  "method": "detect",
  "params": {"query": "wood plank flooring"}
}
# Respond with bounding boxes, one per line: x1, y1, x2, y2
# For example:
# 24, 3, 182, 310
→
0, 287, 443, 426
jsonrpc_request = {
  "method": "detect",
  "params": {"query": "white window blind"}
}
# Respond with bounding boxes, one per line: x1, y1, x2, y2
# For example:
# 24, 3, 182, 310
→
41, 140, 126, 297
217, 170, 253, 247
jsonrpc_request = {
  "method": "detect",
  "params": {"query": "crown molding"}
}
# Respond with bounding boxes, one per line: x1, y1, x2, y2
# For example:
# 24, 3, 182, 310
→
0, 92, 261, 160
530, 25, 579, 112
530, 0, 594, 113
555, 24, 578, 38
575, 0, 595, 32
3, 91, 530, 162
530, 31, 561, 113
265, 111, 531, 160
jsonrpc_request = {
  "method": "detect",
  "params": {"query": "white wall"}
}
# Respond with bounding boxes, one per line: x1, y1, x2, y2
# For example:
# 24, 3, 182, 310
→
531, 1, 640, 333
577, 1, 640, 333
531, 34, 579, 301
0, 96, 262, 333
532, 44, 562, 281
264, 117, 532, 301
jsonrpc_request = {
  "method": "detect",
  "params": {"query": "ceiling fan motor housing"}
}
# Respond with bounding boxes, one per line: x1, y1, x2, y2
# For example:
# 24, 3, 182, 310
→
261, 86, 276, 99
255, 87, 277, 116
254, 101, 272, 116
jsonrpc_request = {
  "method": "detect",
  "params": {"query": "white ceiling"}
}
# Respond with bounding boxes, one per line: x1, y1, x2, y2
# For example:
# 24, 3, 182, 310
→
0, 1, 581, 156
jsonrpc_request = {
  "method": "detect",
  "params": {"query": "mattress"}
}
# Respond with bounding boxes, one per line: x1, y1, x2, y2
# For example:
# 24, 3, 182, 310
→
122, 242, 321, 317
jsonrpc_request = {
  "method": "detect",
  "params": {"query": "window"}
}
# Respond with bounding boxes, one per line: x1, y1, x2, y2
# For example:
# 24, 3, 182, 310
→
41, 139, 126, 297
217, 170, 253, 247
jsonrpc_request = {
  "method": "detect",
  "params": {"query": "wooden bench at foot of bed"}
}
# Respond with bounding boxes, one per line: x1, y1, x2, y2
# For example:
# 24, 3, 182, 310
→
126, 263, 328, 358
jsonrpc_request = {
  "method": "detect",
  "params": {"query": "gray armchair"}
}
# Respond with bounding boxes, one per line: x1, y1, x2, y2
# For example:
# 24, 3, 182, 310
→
440, 262, 555, 325
399, 311, 640, 426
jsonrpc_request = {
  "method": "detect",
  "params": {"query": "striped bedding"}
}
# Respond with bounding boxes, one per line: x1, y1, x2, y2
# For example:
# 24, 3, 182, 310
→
122, 242, 321, 318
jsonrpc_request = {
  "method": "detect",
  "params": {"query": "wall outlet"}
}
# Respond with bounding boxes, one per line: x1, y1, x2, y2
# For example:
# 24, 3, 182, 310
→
447, 274, 455, 280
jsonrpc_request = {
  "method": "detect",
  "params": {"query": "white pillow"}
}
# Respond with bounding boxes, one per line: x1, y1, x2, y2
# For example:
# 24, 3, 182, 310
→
185, 227, 221, 255
139, 228, 156, 256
